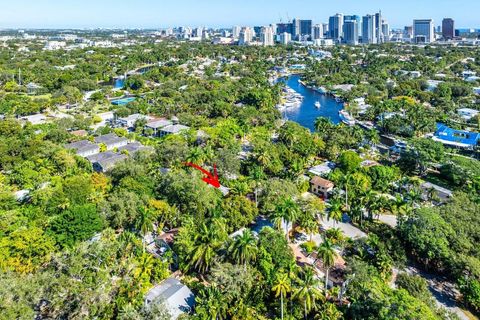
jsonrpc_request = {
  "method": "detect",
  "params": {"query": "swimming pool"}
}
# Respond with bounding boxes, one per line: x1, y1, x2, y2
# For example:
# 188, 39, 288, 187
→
111, 97, 136, 106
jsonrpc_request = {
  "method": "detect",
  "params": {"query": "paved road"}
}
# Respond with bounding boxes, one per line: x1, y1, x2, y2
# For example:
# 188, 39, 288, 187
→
405, 266, 470, 320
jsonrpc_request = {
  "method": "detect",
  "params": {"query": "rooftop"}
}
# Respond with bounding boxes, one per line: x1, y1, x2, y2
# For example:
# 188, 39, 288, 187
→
310, 176, 334, 188
94, 133, 128, 146
161, 124, 190, 134
144, 278, 195, 319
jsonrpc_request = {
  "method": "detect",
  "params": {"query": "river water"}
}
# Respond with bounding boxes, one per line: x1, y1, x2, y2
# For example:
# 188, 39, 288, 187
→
280, 74, 343, 131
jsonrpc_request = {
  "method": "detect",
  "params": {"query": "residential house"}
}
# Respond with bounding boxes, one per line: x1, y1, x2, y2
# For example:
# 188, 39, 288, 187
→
159, 124, 190, 137
95, 133, 128, 151
308, 161, 336, 177
310, 176, 334, 199
65, 140, 100, 158
117, 114, 153, 128
457, 108, 479, 121
20, 114, 47, 125
118, 142, 152, 155
144, 278, 195, 319
87, 151, 127, 172
144, 119, 173, 136
420, 182, 453, 203
433, 123, 480, 149
26, 82, 43, 95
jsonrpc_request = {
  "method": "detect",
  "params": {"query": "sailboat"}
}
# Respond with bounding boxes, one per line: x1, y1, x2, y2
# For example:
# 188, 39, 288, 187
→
315, 101, 321, 108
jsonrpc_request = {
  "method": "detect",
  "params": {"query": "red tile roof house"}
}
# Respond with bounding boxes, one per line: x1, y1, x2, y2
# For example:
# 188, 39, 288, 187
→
310, 176, 335, 199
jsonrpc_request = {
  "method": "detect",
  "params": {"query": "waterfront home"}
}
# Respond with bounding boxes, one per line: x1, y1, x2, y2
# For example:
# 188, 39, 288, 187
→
433, 123, 480, 149
95, 133, 128, 151
65, 140, 100, 158
144, 278, 195, 319
310, 176, 334, 199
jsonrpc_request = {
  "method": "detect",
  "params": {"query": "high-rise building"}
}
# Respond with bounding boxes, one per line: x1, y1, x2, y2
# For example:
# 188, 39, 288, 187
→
280, 32, 292, 45
413, 19, 435, 43
345, 15, 361, 27
313, 24, 324, 40
382, 21, 390, 42
276, 23, 293, 36
260, 26, 275, 46
362, 14, 377, 44
232, 26, 242, 39
323, 23, 329, 37
253, 26, 262, 38
239, 27, 254, 45
404, 26, 413, 38
300, 20, 313, 38
375, 11, 383, 43
292, 18, 301, 39
442, 18, 455, 40
343, 20, 359, 45
329, 13, 343, 41
193, 27, 203, 38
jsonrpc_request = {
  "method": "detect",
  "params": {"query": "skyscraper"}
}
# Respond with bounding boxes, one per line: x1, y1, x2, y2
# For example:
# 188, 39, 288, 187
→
329, 13, 343, 41
292, 18, 301, 39
276, 23, 293, 36
343, 20, 359, 45
442, 18, 455, 40
362, 14, 376, 44
413, 19, 435, 43
375, 11, 383, 43
313, 24, 324, 40
260, 26, 275, 46
239, 27, 254, 45
232, 26, 241, 39
300, 20, 313, 38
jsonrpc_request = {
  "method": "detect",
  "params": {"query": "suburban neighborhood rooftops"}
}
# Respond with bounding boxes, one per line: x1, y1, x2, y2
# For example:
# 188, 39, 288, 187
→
118, 142, 152, 154
65, 140, 99, 153
94, 133, 128, 146
309, 161, 336, 176
87, 151, 127, 170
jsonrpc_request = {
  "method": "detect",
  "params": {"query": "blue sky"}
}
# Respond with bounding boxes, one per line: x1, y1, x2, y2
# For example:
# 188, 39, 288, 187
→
1, 0, 479, 29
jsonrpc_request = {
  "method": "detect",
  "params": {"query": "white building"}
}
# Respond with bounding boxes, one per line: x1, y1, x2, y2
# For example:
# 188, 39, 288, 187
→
260, 26, 275, 46
414, 19, 435, 43
44, 41, 66, 51
232, 26, 242, 39
117, 114, 153, 128
313, 24, 324, 40
280, 32, 292, 45
239, 27, 254, 45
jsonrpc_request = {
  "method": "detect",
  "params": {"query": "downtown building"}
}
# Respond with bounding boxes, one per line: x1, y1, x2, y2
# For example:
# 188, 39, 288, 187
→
329, 13, 344, 42
442, 18, 455, 40
260, 26, 275, 46
413, 19, 435, 43
239, 27, 255, 45
362, 14, 377, 44
343, 20, 359, 45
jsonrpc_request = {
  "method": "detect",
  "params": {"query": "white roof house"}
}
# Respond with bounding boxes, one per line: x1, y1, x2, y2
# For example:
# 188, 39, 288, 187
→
20, 114, 47, 125
309, 161, 336, 177
457, 108, 479, 121
145, 278, 195, 319
160, 124, 190, 137
117, 114, 153, 128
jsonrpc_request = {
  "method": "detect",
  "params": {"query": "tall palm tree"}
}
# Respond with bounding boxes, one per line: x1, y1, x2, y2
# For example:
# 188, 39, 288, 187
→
318, 237, 337, 292
196, 285, 228, 320
135, 206, 155, 253
272, 273, 291, 320
228, 229, 258, 267
293, 267, 323, 319
327, 199, 343, 227
314, 117, 334, 136
273, 198, 300, 241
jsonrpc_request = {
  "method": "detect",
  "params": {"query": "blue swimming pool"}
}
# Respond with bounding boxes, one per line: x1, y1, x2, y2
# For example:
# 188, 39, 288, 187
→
111, 97, 136, 106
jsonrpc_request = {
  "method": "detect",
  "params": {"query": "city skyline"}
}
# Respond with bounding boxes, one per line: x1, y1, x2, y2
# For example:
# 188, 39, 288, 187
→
1, 0, 480, 29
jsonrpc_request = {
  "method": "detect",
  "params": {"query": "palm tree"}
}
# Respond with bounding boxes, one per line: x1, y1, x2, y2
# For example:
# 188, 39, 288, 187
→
196, 285, 229, 320
135, 206, 155, 253
318, 237, 337, 292
314, 117, 334, 136
189, 222, 225, 274
228, 229, 258, 267
293, 267, 323, 319
272, 273, 292, 320
327, 199, 343, 227
273, 198, 300, 241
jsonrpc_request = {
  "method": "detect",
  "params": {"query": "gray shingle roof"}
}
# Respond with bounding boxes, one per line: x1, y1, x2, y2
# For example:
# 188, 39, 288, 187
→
145, 278, 195, 319
94, 133, 127, 147
65, 140, 99, 155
